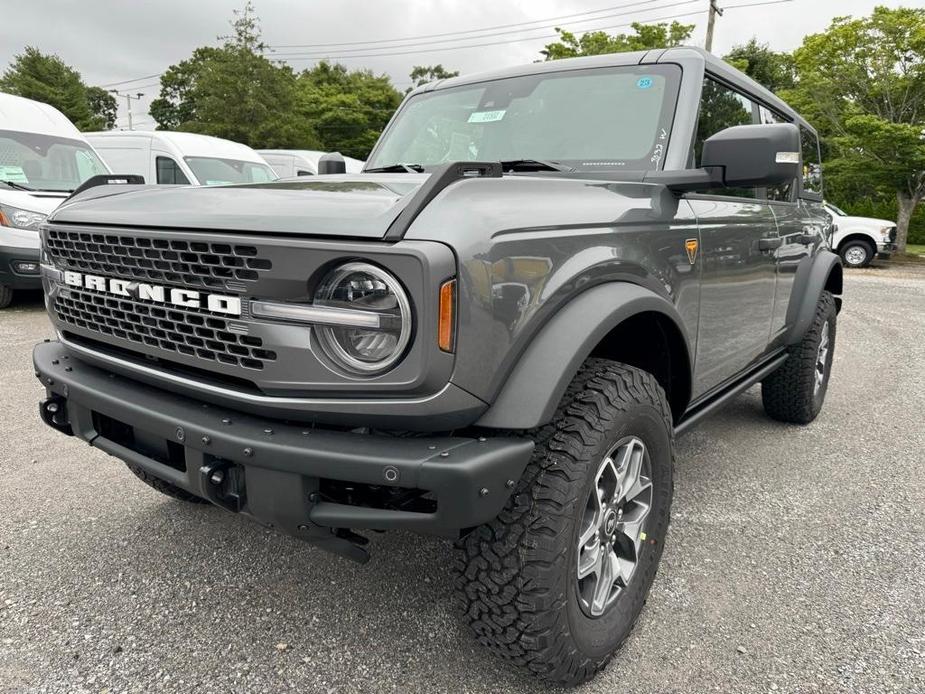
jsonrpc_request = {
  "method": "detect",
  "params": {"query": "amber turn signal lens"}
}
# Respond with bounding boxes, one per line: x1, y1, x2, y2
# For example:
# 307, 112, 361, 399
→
438, 279, 456, 352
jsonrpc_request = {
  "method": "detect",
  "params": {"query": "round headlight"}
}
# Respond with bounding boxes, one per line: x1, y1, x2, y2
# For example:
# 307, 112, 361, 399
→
313, 262, 412, 374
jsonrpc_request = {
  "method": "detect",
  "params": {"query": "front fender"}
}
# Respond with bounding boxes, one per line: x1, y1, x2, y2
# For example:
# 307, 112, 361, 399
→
475, 282, 691, 429
784, 249, 842, 346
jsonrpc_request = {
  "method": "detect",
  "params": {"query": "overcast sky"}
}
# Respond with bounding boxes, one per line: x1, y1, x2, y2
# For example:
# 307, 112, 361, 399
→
1, 0, 917, 129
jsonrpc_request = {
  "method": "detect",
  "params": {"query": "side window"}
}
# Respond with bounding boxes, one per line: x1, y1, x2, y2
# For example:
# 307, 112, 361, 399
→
758, 105, 795, 202
800, 127, 823, 197
156, 156, 190, 185
694, 77, 757, 198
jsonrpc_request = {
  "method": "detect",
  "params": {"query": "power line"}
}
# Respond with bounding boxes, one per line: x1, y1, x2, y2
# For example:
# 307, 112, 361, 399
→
722, 0, 793, 9
270, 0, 702, 58
98, 72, 163, 88
277, 9, 709, 62
265, 0, 668, 49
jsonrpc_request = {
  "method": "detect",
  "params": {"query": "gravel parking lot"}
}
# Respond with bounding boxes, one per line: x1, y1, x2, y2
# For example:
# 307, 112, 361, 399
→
1, 263, 923, 694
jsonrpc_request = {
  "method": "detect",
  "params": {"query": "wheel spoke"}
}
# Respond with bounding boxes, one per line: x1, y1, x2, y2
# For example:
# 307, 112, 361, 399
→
591, 547, 617, 615
577, 540, 601, 580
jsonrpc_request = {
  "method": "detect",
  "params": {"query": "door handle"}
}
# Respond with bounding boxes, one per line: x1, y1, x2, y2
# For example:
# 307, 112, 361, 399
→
758, 237, 783, 251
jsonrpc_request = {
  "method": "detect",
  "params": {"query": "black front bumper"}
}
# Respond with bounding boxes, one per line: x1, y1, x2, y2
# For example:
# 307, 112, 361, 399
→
34, 340, 534, 561
0, 244, 41, 290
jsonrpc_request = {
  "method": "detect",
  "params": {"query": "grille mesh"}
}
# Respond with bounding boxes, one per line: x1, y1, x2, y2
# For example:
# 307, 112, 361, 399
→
54, 288, 276, 370
45, 229, 272, 290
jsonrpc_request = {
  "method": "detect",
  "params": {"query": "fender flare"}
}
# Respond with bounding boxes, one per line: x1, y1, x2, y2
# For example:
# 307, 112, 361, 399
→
474, 282, 693, 430
784, 249, 842, 346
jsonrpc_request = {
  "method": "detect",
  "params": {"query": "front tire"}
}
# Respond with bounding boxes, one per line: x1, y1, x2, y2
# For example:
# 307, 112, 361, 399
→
762, 290, 837, 424
0, 285, 12, 309
455, 360, 674, 686
839, 239, 874, 268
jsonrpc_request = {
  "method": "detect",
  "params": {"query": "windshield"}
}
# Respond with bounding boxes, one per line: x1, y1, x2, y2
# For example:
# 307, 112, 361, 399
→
825, 203, 847, 217
0, 129, 108, 192
368, 65, 681, 172
184, 156, 276, 185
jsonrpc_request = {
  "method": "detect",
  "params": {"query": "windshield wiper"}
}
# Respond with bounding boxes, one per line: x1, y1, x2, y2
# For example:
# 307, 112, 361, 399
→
500, 159, 575, 173
0, 180, 34, 191
364, 163, 425, 173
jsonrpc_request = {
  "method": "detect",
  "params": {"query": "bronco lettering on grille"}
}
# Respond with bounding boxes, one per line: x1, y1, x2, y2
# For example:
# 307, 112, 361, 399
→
62, 271, 242, 316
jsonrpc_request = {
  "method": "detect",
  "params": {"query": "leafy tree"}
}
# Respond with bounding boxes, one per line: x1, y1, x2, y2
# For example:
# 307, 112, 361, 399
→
0, 46, 112, 130
724, 38, 795, 92
85, 86, 117, 130
541, 21, 694, 60
296, 62, 403, 159
409, 64, 459, 90
149, 4, 314, 147
785, 6, 925, 253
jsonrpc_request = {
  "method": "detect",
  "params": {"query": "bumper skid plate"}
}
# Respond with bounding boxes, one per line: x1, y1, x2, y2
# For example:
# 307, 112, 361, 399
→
34, 340, 534, 562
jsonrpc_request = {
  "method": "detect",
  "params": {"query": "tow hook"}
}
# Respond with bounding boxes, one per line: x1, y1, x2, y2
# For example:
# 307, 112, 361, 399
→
39, 396, 72, 436
199, 459, 246, 513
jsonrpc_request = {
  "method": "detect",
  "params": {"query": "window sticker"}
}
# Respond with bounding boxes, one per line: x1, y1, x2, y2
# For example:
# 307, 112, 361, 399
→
0, 165, 28, 183
467, 109, 506, 123
636, 77, 654, 90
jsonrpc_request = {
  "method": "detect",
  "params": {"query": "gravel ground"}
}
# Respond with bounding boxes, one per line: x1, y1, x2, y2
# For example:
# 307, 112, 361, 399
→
1, 263, 923, 694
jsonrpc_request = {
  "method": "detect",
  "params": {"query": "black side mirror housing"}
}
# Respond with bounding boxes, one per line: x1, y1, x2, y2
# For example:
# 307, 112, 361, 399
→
318, 152, 347, 175
702, 122, 801, 188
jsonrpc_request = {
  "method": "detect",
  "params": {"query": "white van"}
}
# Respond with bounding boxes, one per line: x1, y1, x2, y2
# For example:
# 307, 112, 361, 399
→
86, 131, 276, 186
257, 149, 365, 177
0, 92, 110, 308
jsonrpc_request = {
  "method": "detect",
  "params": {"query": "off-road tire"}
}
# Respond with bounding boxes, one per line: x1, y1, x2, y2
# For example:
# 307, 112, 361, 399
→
125, 462, 208, 504
455, 359, 674, 686
762, 290, 837, 424
839, 239, 874, 268
0, 285, 13, 309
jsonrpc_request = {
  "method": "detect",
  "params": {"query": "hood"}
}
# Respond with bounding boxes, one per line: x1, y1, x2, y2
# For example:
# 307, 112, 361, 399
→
0, 189, 71, 215
839, 215, 894, 228
49, 175, 429, 238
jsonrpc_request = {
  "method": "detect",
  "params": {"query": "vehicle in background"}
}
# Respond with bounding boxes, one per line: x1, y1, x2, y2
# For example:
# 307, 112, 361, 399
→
86, 131, 276, 187
257, 149, 364, 177
0, 92, 110, 308
825, 202, 897, 268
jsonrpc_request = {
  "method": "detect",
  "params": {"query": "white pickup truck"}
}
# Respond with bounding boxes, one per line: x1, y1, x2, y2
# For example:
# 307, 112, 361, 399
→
825, 202, 897, 268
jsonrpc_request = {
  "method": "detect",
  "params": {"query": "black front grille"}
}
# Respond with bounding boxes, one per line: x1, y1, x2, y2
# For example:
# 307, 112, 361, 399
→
889, 226, 897, 243
45, 229, 272, 290
55, 288, 277, 371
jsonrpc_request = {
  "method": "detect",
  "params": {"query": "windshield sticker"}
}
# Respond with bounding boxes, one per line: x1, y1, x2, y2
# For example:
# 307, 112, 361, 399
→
468, 109, 506, 123
637, 77, 654, 90
205, 180, 234, 186
0, 165, 28, 183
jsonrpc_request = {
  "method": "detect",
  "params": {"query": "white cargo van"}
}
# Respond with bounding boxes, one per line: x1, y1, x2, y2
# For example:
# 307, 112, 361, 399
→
257, 149, 365, 177
0, 92, 110, 308
86, 131, 276, 186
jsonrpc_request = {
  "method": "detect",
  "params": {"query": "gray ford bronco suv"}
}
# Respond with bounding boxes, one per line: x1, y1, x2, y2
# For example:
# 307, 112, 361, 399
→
34, 47, 841, 685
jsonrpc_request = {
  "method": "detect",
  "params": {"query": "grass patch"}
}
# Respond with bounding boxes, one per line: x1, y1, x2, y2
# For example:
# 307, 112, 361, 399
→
906, 244, 925, 256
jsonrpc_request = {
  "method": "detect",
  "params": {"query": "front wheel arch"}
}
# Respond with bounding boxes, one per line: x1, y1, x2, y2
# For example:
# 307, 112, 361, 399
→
475, 283, 692, 430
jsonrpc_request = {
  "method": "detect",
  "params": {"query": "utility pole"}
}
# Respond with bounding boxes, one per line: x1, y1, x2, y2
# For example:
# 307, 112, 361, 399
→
705, 0, 723, 53
110, 90, 144, 130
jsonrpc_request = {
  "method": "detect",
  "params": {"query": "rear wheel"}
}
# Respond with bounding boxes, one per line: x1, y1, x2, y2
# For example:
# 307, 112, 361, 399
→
455, 359, 674, 686
839, 239, 874, 268
762, 290, 837, 424
125, 463, 208, 504
0, 285, 12, 309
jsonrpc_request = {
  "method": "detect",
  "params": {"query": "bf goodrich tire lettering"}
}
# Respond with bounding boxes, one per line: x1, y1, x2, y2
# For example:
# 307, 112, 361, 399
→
455, 360, 674, 686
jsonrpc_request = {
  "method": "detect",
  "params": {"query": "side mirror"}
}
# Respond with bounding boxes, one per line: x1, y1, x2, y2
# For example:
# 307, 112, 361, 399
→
317, 152, 347, 175
702, 123, 800, 188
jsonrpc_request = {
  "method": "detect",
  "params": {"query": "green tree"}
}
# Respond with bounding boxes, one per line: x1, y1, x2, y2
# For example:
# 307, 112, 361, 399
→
149, 3, 314, 147
409, 64, 459, 90
85, 86, 117, 130
785, 6, 925, 253
0, 46, 112, 130
724, 38, 795, 92
296, 62, 403, 159
541, 21, 694, 60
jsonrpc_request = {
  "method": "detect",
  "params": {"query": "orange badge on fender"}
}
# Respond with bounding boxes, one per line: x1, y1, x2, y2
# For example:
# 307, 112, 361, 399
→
685, 238, 699, 265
